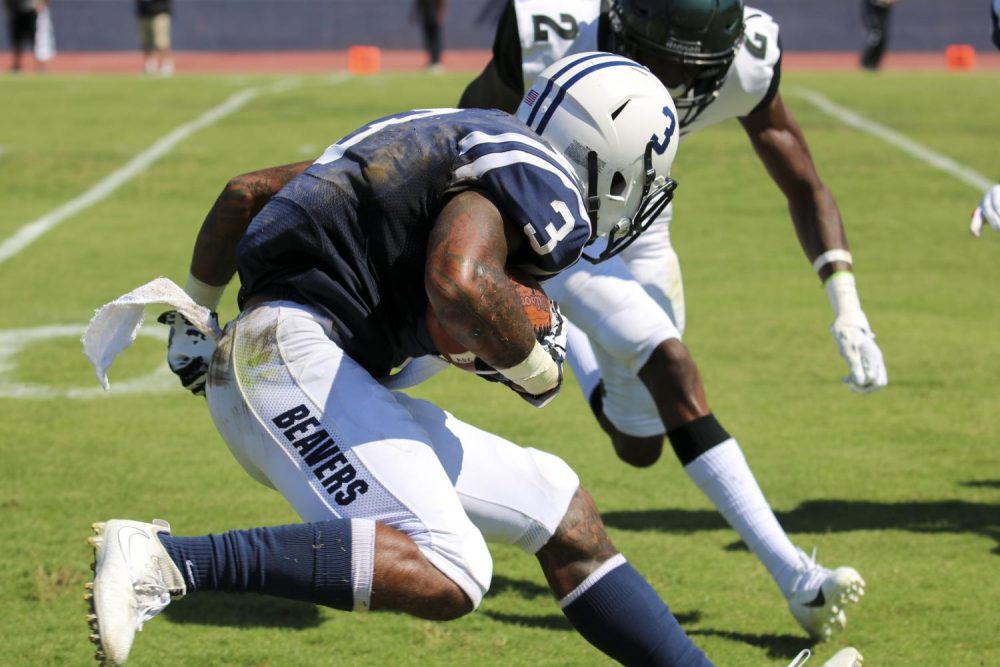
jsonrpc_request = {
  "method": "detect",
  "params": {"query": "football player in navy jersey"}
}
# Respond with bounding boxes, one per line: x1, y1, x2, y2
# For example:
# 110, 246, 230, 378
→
88, 56, 741, 667
457, 0, 878, 641
143, 2, 875, 645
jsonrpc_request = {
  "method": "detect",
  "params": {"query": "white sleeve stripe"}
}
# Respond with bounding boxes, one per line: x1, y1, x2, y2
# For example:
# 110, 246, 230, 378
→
458, 130, 580, 187
315, 108, 462, 165
453, 149, 589, 222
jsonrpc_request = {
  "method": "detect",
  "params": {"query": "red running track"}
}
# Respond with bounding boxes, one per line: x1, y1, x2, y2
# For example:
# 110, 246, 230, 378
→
6, 49, 1000, 75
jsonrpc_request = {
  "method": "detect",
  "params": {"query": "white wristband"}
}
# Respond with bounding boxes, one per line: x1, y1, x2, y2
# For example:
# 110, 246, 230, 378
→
184, 274, 227, 311
824, 271, 862, 318
812, 249, 853, 274
498, 341, 559, 396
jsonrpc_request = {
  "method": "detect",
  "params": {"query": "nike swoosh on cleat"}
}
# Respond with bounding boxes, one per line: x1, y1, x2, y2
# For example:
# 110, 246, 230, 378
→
803, 589, 826, 608
117, 526, 153, 573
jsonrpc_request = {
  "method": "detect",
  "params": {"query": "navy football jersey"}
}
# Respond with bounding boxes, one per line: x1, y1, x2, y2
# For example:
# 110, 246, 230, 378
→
236, 108, 591, 377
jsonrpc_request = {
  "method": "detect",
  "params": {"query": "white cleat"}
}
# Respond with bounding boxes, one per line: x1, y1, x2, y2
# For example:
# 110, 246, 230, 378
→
86, 519, 186, 666
785, 647, 864, 667
785, 549, 865, 641
822, 647, 864, 667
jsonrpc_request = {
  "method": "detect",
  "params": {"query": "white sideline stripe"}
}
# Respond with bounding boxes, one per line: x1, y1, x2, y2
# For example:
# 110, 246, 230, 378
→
0, 78, 303, 266
790, 87, 993, 192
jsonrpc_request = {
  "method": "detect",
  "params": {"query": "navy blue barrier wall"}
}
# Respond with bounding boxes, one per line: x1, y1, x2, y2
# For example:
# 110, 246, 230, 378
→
0, 0, 500, 51
754, 0, 996, 52
0, 0, 996, 53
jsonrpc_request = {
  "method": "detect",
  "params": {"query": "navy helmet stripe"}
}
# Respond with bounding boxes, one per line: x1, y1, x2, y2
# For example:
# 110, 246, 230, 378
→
535, 61, 646, 134
524, 52, 610, 127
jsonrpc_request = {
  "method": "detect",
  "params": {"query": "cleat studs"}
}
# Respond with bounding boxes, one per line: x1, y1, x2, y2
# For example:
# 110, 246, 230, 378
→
91, 522, 105, 534
84, 582, 94, 590
83, 592, 93, 601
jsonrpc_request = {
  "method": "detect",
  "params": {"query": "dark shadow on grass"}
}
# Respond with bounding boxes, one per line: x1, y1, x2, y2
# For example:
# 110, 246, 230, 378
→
489, 575, 551, 600
481, 609, 701, 632
164, 591, 323, 629
688, 628, 810, 660
481, 611, 573, 631
960, 479, 1000, 489
602, 499, 1000, 554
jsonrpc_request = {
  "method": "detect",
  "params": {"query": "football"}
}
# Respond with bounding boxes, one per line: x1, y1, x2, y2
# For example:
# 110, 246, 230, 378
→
426, 267, 552, 372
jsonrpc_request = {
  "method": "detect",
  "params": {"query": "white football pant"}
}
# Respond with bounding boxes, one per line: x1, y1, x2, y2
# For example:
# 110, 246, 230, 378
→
545, 206, 684, 438
205, 301, 579, 610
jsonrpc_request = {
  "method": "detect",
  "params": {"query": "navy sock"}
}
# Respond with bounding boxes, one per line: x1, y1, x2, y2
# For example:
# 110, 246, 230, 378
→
561, 559, 713, 666
160, 520, 355, 611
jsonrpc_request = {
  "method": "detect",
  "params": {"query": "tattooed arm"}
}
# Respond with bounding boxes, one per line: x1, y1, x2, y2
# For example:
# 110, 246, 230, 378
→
424, 190, 536, 371
188, 161, 311, 292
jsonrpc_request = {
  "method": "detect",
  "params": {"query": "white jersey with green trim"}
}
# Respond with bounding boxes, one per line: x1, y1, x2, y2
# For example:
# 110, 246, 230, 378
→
512, 0, 781, 135
515, 0, 603, 93
680, 7, 781, 134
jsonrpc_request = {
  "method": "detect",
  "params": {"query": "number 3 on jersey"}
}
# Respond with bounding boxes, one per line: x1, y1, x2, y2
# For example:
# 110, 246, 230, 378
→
525, 200, 575, 255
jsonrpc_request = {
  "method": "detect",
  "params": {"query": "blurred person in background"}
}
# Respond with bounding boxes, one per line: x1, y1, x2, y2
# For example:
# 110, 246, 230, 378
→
860, 0, 898, 70
136, 0, 172, 76
969, 0, 1000, 237
32, 0, 54, 71
412, 0, 446, 72
993, 0, 1000, 47
4, 0, 49, 73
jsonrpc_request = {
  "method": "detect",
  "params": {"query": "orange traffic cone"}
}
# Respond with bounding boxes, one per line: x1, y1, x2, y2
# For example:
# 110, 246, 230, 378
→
945, 44, 976, 71
348, 46, 381, 75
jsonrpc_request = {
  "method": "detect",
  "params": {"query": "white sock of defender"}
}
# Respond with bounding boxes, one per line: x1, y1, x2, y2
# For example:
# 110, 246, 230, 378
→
683, 438, 803, 596
565, 319, 601, 402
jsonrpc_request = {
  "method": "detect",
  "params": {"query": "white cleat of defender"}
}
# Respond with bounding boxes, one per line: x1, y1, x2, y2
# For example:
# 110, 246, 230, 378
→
787, 647, 864, 667
785, 549, 866, 641
86, 519, 186, 666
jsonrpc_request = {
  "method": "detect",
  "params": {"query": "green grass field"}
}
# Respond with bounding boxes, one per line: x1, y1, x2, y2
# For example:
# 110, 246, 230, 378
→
1, 69, 998, 666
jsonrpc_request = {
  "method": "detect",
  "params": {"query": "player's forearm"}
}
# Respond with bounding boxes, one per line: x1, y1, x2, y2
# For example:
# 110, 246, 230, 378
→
787, 185, 852, 281
425, 194, 536, 369
744, 96, 853, 280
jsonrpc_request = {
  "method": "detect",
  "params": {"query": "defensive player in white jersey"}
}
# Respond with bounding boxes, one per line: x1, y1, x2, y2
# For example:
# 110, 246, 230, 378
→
88, 57, 744, 667
459, 0, 880, 641
969, 0, 1000, 237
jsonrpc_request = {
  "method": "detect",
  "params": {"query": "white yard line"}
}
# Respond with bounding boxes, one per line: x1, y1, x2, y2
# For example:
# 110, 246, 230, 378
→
791, 87, 993, 192
0, 78, 305, 266
0, 324, 173, 399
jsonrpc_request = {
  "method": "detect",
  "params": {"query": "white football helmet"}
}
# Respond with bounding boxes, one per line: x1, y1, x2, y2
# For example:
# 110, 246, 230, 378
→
517, 52, 680, 263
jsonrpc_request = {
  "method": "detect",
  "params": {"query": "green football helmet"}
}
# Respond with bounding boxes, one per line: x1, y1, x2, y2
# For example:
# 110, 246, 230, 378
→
608, 0, 745, 126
